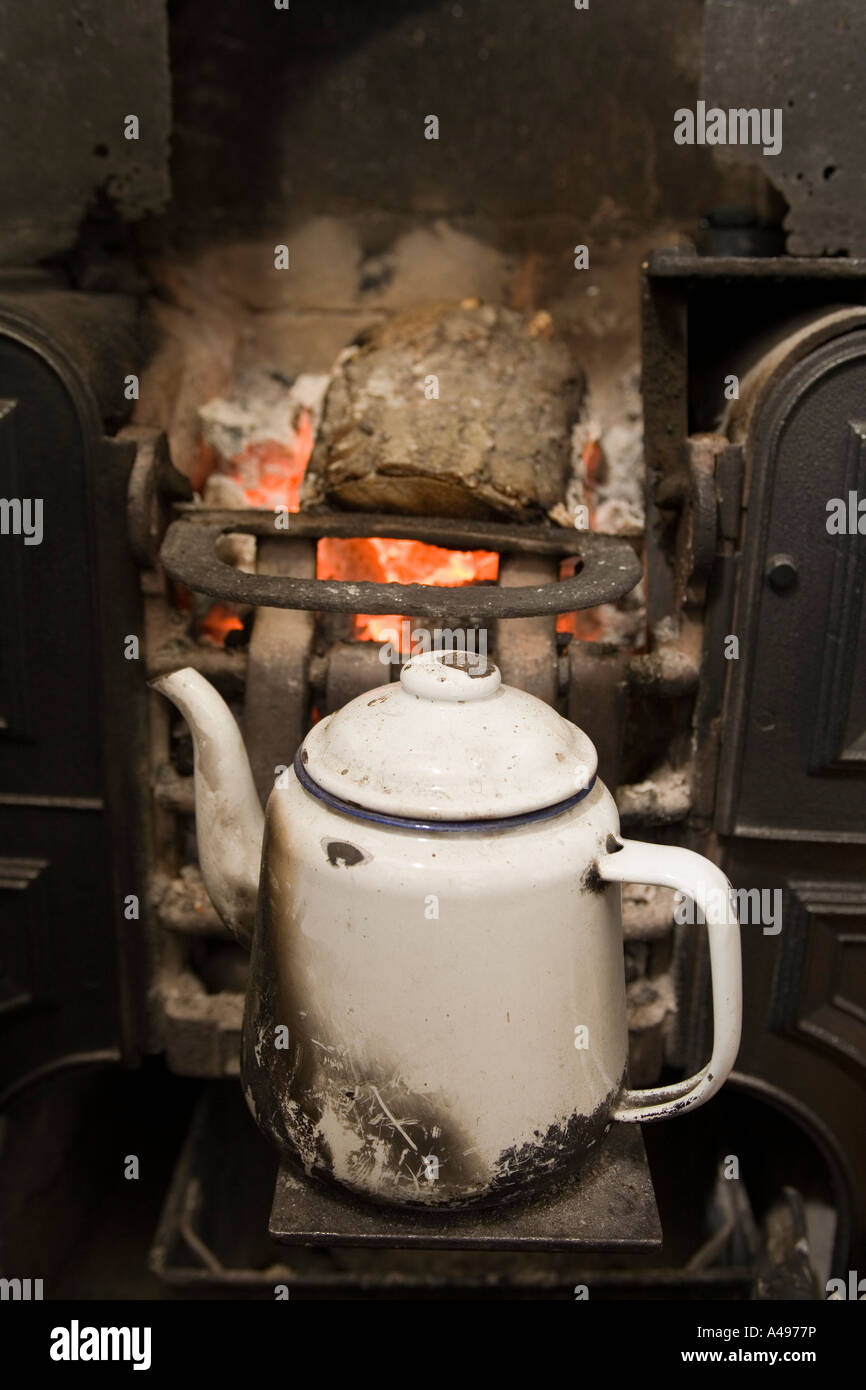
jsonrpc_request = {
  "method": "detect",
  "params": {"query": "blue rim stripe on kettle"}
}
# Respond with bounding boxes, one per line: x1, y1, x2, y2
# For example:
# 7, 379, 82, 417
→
292, 749, 597, 832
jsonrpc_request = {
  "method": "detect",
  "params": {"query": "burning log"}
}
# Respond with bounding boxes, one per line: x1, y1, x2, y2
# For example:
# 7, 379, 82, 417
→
300, 302, 584, 521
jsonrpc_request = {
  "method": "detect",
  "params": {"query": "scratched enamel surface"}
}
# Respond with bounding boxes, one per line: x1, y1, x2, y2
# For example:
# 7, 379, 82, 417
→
301, 650, 597, 821
154, 655, 741, 1210
241, 772, 628, 1208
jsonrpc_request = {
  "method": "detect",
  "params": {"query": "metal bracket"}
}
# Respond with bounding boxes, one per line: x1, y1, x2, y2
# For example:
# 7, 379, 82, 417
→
672, 433, 726, 611
159, 508, 642, 619
125, 427, 194, 568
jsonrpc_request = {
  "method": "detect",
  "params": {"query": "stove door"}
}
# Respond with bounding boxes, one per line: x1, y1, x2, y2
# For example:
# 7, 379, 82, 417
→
716, 324, 866, 842
0, 298, 145, 1100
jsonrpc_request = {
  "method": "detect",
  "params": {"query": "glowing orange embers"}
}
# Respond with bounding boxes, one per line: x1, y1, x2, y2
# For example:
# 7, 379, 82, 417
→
192, 411, 314, 645
202, 410, 314, 513
229, 419, 313, 511
317, 538, 499, 646
198, 602, 245, 646
555, 431, 603, 642
172, 585, 246, 647
195, 406, 498, 648
556, 600, 603, 643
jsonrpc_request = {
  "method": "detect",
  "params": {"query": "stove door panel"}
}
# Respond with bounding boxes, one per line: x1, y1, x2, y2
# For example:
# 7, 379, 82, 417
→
0, 813, 119, 1098
706, 843, 866, 1269
0, 303, 145, 1096
0, 366, 101, 797
717, 327, 866, 840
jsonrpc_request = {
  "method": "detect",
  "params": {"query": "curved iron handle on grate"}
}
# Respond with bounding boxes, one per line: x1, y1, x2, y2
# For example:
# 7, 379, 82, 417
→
160, 508, 642, 619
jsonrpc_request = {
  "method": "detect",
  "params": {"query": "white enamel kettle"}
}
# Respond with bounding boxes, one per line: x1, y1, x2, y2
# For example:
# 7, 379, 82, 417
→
153, 649, 741, 1210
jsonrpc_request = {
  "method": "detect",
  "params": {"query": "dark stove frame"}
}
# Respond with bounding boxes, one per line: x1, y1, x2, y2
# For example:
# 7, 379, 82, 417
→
642, 250, 866, 1273
0, 287, 149, 1098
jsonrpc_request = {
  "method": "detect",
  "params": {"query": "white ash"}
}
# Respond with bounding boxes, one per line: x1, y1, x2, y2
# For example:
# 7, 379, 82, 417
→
290, 371, 332, 422
589, 582, 646, 650
199, 366, 329, 465
556, 360, 645, 648
625, 973, 675, 1031
617, 767, 691, 825
565, 363, 644, 536
202, 474, 247, 508
622, 883, 679, 941
652, 614, 682, 647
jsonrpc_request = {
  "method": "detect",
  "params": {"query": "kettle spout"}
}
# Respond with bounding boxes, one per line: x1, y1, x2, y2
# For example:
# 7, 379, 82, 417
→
150, 667, 264, 948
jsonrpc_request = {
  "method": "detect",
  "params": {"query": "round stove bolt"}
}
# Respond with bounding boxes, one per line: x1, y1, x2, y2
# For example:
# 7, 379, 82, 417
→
765, 553, 798, 592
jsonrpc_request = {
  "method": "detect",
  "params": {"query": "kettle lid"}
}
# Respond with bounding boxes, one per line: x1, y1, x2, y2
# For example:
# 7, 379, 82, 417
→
297, 650, 597, 824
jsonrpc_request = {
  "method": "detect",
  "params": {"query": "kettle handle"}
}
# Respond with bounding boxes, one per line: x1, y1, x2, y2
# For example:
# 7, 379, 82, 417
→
596, 838, 742, 1123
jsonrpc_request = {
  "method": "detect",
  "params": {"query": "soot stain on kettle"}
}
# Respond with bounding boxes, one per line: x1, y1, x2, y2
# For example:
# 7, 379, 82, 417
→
279, 1060, 490, 1208
581, 863, 607, 894
248, 996, 630, 1208
246, 923, 480, 1206
323, 839, 369, 868
490, 1068, 627, 1204
294, 1055, 629, 1210
582, 835, 624, 894
315, 1078, 475, 1205
244, 864, 628, 1210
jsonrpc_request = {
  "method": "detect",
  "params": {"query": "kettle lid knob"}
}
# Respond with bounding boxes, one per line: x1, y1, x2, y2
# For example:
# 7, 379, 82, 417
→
400, 650, 501, 703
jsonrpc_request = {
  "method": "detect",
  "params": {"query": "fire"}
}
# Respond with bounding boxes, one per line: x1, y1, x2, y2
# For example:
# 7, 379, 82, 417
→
556, 554, 603, 642
317, 537, 499, 645
197, 411, 498, 647
196, 408, 607, 647
199, 602, 244, 646
554, 432, 603, 641
581, 434, 603, 487
172, 586, 245, 647
557, 606, 603, 642
221, 412, 314, 511
194, 412, 314, 644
